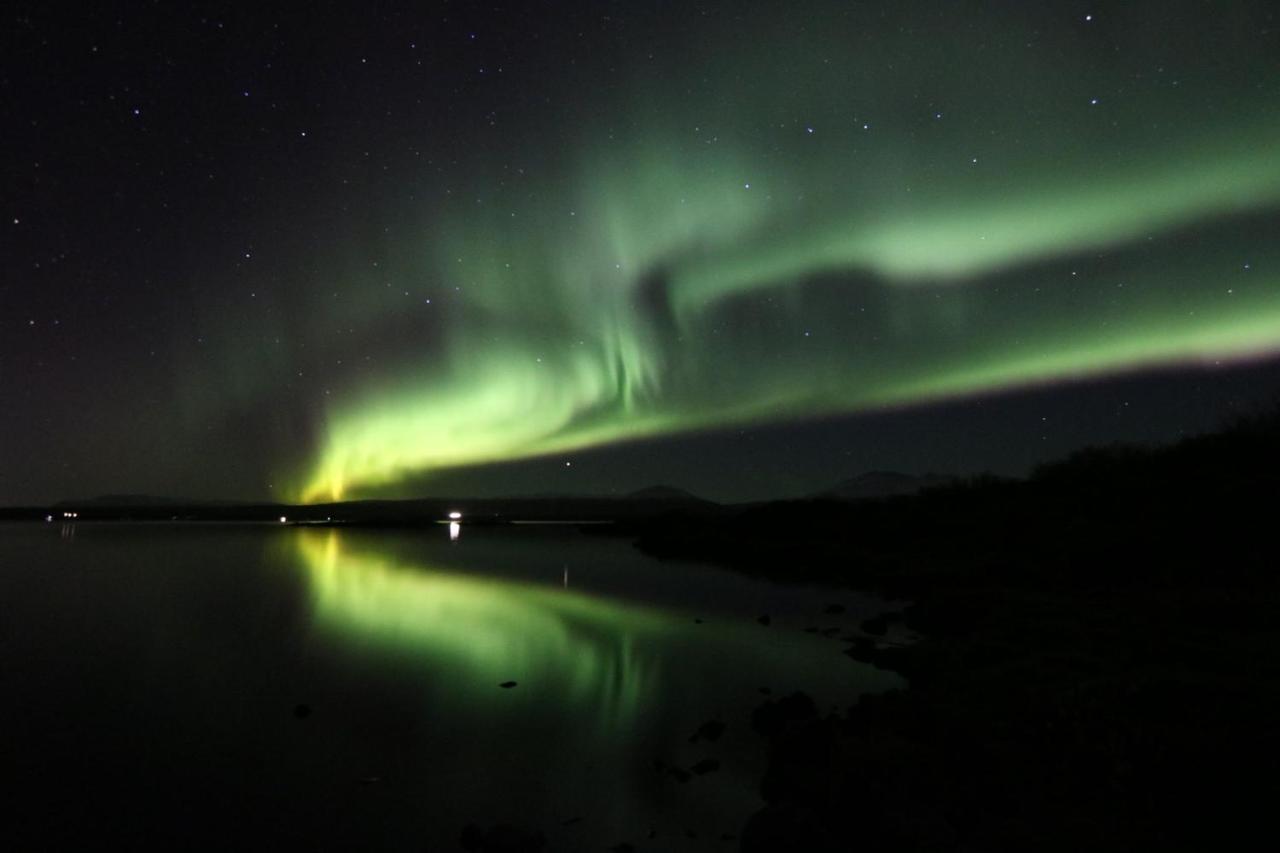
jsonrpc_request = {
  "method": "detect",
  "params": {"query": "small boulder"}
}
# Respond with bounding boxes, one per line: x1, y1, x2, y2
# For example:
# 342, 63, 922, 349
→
459, 823, 546, 852
861, 616, 889, 636
751, 692, 819, 739
689, 719, 727, 743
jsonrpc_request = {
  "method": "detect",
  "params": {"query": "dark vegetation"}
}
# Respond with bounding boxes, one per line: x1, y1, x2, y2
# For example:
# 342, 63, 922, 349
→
626, 409, 1280, 851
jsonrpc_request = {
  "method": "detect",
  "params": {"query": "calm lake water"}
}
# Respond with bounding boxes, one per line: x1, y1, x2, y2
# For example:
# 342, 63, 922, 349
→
1, 522, 901, 850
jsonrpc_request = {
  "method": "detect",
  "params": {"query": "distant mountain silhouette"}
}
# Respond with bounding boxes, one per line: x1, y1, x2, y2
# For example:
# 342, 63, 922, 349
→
818, 470, 953, 500
624, 485, 710, 503
55, 495, 250, 507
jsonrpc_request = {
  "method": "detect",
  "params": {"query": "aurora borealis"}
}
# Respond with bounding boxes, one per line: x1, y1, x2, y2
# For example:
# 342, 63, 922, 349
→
4, 1, 1280, 503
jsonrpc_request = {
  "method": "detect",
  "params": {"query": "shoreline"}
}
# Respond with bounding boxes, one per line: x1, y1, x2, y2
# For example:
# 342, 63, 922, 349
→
626, 420, 1280, 850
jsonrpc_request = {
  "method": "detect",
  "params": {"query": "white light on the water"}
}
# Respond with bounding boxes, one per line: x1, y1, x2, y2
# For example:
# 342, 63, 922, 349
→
279, 516, 288, 523
449, 521, 461, 541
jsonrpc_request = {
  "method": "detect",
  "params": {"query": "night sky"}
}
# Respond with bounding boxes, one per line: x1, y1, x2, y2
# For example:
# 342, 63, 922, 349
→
3, 1, 1279, 505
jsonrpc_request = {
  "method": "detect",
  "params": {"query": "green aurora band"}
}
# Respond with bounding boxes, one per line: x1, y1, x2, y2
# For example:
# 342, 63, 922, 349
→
295, 6, 1280, 500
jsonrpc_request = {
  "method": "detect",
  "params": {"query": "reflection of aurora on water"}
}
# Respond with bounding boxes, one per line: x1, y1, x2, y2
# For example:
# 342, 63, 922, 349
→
284, 528, 903, 845
294, 528, 672, 732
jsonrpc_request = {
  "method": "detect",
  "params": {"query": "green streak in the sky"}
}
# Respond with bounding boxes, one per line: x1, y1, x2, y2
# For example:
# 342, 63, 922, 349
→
671, 130, 1280, 312
294, 8, 1280, 500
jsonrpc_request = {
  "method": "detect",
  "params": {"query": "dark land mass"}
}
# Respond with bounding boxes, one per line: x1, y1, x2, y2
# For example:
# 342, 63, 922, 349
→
0, 491, 726, 524
619, 410, 1280, 852
815, 469, 954, 500
0, 472, 913, 523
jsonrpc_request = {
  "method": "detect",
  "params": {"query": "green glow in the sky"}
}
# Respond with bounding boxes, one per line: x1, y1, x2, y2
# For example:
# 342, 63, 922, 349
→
293, 9, 1280, 500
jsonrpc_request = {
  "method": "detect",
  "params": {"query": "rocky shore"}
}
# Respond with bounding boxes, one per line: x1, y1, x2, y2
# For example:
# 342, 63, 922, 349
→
636, 412, 1280, 851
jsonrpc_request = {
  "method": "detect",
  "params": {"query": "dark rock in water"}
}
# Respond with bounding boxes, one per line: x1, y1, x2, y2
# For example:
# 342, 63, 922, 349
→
647, 826, 657, 839
293, 703, 312, 719
758, 686, 773, 695
803, 626, 819, 634
823, 603, 846, 615
844, 635, 879, 662
560, 816, 582, 827
720, 833, 737, 841
861, 615, 889, 636
843, 643, 876, 664
460, 824, 484, 851
740, 804, 838, 853
685, 828, 699, 838
757, 721, 959, 852
757, 719, 844, 806
499, 681, 518, 688
751, 692, 819, 739
694, 618, 704, 624
459, 823, 547, 852
757, 614, 771, 626
691, 759, 721, 775
689, 719, 727, 743
669, 767, 692, 783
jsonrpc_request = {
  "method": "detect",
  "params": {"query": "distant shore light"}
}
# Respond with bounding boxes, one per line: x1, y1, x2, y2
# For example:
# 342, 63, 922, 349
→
448, 511, 462, 520
279, 516, 288, 523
